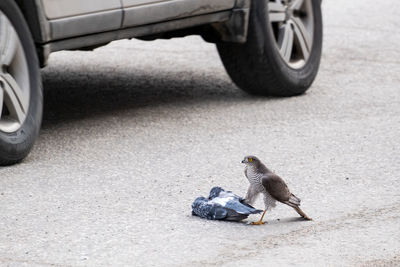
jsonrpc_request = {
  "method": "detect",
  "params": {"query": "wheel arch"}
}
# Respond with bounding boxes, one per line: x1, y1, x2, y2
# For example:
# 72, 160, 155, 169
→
14, 0, 50, 43
14, 0, 50, 66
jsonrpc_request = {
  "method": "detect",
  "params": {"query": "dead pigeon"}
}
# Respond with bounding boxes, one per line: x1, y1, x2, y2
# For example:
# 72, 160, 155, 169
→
192, 187, 263, 221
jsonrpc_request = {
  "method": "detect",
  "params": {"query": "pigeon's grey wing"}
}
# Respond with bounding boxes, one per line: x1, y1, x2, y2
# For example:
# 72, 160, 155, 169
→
218, 187, 247, 202
262, 173, 291, 203
224, 209, 249, 221
224, 200, 263, 215
192, 199, 227, 220
210, 197, 257, 214
224, 199, 263, 221
228, 191, 245, 202
218, 190, 242, 201
209, 205, 228, 220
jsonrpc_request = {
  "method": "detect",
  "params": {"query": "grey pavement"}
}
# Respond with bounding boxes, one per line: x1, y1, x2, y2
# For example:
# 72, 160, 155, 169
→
1, 0, 400, 266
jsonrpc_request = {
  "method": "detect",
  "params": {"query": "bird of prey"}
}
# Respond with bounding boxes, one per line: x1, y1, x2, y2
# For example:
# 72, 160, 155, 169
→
242, 156, 312, 225
192, 187, 263, 221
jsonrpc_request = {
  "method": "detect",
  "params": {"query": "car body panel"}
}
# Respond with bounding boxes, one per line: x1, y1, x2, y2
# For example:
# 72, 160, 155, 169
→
122, 0, 236, 28
39, 0, 123, 40
49, 11, 232, 53
48, 10, 123, 40
40, 0, 122, 19
122, 0, 169, 7
39, 0, 236, 41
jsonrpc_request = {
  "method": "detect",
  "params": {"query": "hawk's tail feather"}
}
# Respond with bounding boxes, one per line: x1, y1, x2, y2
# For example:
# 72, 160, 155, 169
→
293, 206, 312, 221
287, 193, 301, 206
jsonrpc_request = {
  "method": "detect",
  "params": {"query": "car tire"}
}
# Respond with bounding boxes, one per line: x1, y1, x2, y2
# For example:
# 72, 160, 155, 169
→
217, 0, 323, 96
0, 0, 42, 165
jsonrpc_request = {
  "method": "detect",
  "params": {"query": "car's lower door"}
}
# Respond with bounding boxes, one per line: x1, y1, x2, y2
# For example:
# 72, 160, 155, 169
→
40, 0, 123, 40
122, 0, 236, 28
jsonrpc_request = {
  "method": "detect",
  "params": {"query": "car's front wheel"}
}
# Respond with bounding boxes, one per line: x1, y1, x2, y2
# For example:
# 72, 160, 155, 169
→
217, 0, 323, 96
0, 0, 42, 165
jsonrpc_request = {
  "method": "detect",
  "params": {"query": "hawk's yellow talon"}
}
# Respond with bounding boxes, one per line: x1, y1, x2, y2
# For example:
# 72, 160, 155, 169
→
249, 209, 267, 225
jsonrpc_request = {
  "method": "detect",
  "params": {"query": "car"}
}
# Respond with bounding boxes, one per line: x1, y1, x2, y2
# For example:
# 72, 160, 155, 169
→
0, 0, 322, 165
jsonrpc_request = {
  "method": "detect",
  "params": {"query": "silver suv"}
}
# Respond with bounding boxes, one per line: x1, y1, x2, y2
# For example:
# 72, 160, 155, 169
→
0, 0, 322, 165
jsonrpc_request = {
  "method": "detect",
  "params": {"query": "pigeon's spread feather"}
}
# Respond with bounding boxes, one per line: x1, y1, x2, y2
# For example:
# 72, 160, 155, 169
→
192, 187, 263, 221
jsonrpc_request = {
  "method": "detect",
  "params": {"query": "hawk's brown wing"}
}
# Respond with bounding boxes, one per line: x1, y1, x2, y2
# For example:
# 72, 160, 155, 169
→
262, 173, 291, 203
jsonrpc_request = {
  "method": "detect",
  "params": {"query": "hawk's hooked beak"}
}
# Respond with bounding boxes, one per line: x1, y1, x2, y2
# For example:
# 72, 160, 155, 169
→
241, 160, 246, 163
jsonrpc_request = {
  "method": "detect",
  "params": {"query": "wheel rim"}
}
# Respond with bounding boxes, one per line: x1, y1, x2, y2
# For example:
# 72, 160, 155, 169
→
0, 11, 30, 133
268, 0, 314, 69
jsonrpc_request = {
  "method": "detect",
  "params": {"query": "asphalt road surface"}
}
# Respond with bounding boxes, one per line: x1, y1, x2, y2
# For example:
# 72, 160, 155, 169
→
1, 0, 399, 266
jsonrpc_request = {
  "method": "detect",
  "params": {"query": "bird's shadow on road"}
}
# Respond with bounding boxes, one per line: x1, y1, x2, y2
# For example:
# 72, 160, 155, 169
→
191, 214, 309, 227
266, 217, 309, 225
40, 65, 291, 129
242, 217, 309, 226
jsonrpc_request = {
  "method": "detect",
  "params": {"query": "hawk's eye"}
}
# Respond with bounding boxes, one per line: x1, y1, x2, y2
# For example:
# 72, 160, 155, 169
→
248, 158, 253, 162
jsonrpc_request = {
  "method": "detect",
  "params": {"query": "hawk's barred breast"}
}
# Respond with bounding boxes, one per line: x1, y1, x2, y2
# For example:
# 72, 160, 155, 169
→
246, 166, 277, 210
